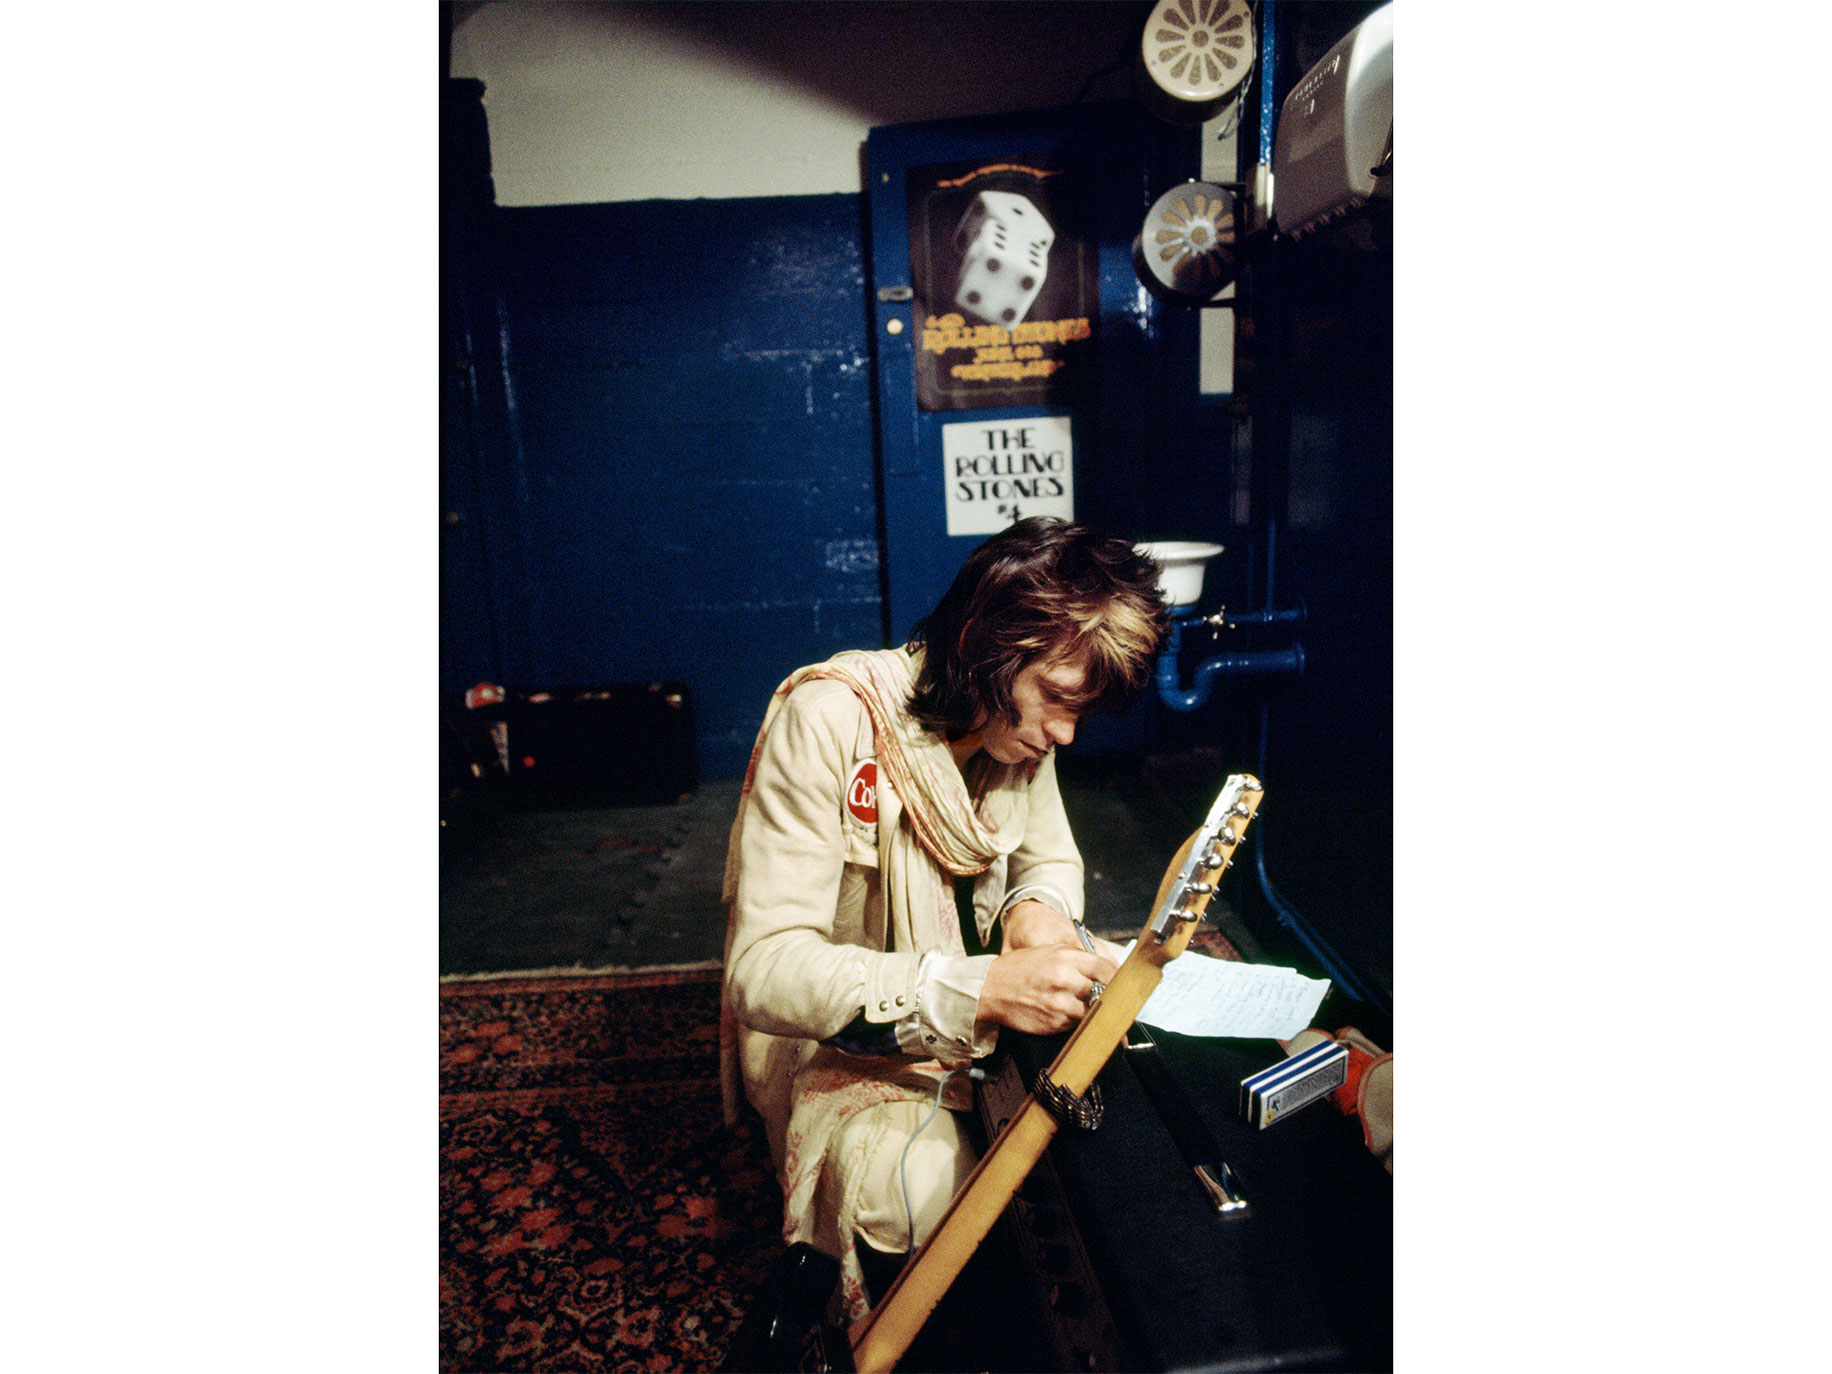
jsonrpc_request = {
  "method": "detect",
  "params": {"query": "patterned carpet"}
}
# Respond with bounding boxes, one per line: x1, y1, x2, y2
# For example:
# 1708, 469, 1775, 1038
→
440, 968, 782, 1373
440, 931, 1245, 1372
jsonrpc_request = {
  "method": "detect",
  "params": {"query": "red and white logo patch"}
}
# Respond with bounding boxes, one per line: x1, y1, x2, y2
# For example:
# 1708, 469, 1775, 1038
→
845, 760, 878, 824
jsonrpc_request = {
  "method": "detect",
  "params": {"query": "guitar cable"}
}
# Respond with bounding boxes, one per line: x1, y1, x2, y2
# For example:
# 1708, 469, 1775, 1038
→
898, 1064, 985, 1255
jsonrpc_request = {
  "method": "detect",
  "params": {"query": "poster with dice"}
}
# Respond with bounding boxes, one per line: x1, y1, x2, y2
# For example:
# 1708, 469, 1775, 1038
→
906, 157, 1098, 412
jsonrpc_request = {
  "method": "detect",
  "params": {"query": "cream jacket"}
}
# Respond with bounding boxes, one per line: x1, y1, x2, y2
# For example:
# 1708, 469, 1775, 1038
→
724, 673, 1084, 1161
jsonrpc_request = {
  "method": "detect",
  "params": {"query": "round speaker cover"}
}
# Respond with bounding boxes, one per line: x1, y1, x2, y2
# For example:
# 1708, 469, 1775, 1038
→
1133, 182, 1240, 305
1139, 0, 1255, 124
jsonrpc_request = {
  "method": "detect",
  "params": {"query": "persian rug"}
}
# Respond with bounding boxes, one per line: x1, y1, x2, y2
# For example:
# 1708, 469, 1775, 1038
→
440, 967, 783, 1373
439, 933, 1243, 1372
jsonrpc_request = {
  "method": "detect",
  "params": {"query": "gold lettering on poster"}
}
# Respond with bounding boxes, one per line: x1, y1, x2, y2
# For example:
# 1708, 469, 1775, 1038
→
919, 312, 1091, 382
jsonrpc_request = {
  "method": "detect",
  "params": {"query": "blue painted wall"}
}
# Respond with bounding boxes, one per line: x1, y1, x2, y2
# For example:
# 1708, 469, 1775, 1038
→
498, 197, 882, 778
441, 82, 1205, 781
445, 82, 885, 777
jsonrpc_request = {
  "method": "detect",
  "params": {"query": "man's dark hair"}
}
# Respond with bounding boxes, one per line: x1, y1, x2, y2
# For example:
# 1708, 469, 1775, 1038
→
906, 517, 1169, 736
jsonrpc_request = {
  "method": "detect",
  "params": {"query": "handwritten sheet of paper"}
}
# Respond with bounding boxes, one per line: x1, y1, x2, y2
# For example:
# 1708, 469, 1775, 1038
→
1129, 945, 1331, 1040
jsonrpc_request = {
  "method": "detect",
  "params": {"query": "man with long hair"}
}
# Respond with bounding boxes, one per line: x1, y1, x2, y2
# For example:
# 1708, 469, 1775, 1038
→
721, 518, 1167, 1319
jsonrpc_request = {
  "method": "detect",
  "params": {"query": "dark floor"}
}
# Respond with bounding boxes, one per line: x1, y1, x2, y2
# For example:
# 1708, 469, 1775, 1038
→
440, 751, 1266, 977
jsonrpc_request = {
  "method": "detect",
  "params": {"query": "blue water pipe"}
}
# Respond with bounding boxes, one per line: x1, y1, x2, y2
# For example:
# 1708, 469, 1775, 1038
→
1251, 694, 1388, 1016
1154, 607, 1304, 713
1219, 605, 1305, 630
1232, 521, 1387, 1014
1199, 7, 1386, 1016
1152, 591, 1381, 1009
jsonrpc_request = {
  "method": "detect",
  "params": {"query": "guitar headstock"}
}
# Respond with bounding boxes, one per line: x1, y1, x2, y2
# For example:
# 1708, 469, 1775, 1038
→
1133, 773, 1263, 966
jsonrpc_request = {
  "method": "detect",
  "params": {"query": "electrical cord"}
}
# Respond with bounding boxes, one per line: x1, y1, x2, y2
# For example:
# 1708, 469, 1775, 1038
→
1208, 1, 1264, 141
898, 1065, 985, 1252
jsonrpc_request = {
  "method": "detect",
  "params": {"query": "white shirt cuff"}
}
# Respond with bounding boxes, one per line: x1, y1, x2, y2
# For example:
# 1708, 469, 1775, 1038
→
893, 950, 997, 1062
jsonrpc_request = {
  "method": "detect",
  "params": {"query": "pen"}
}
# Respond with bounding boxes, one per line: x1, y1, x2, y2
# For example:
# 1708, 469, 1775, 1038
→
1071, 918, 1104, 1005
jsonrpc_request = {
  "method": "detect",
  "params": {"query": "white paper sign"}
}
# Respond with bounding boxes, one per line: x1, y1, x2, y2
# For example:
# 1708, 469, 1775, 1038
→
1129, 945, 1332, 1040
942, 415, 1074, 536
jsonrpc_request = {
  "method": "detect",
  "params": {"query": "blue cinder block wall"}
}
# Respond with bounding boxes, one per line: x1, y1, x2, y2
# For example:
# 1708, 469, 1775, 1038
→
444, 86, 883, 778
499, 196, 881, 777
442, 81, 1206, 780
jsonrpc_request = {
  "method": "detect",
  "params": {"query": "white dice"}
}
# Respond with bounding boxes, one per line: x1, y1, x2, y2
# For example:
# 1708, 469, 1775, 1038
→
952, 191, 1055, 328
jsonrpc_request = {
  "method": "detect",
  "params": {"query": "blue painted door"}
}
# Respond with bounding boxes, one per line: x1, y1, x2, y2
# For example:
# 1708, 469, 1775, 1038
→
864, 104, 1202, 645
